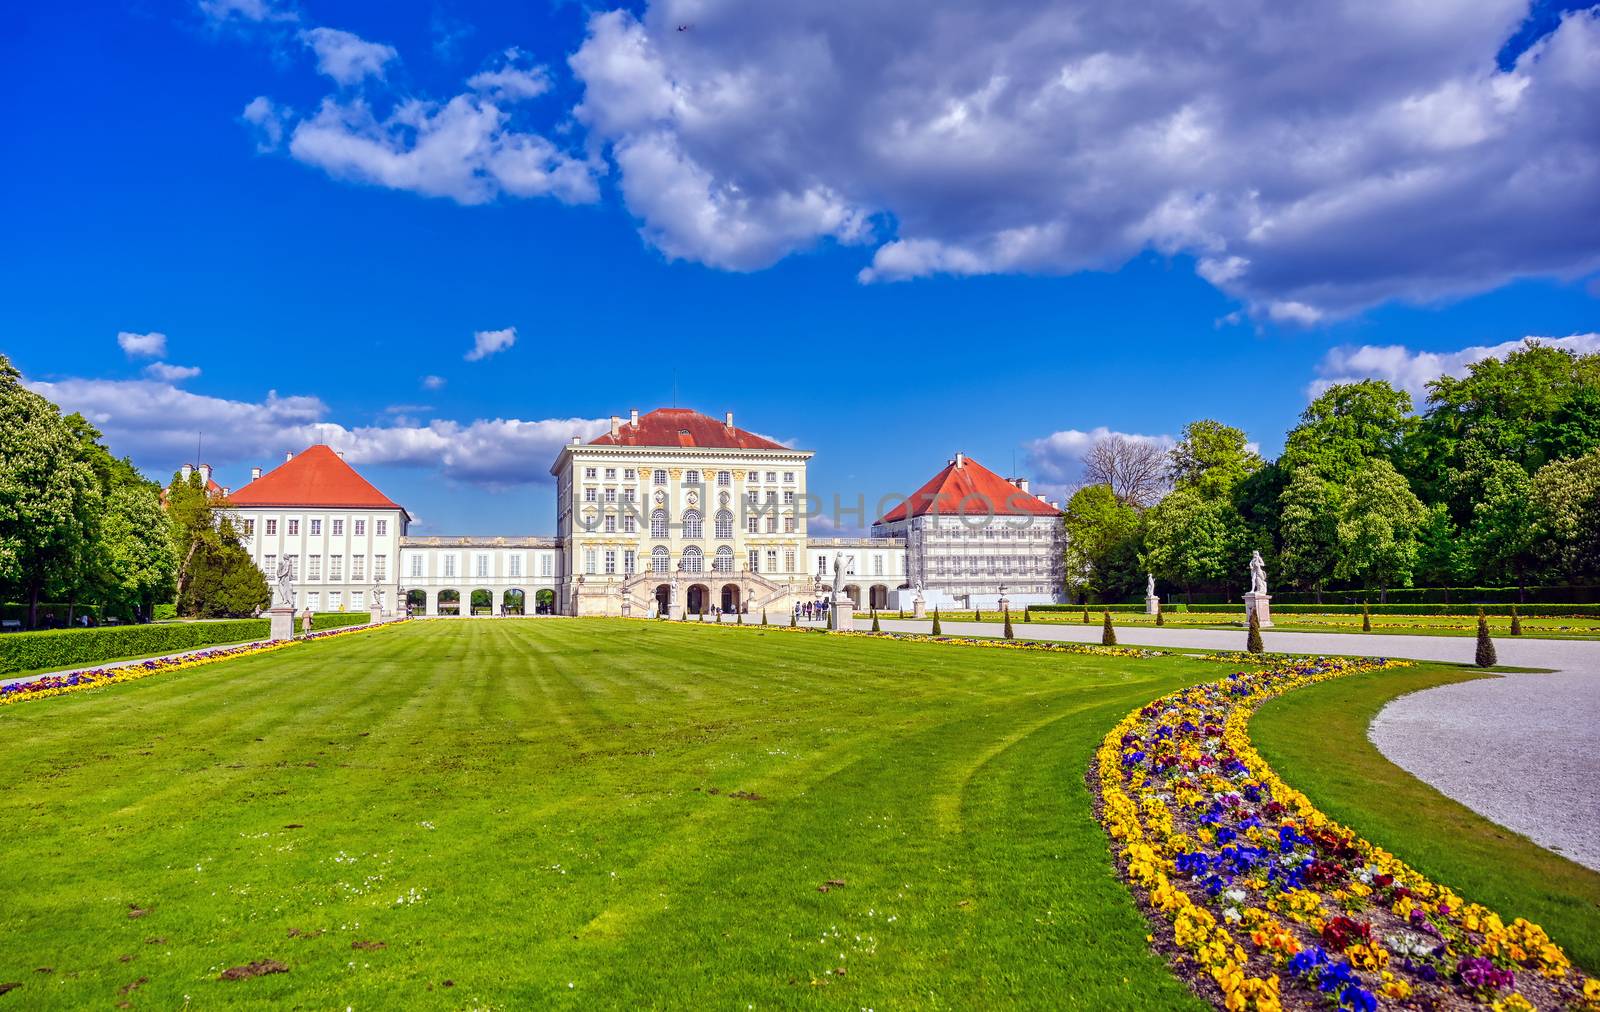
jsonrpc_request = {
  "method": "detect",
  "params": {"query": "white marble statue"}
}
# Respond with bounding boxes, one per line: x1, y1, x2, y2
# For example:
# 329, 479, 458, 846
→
274, 556, 295, 609
371, 582, 384, 613
1146, 572, 1156, 600
1249, 550, 1268, 596
831, 552, 854, 596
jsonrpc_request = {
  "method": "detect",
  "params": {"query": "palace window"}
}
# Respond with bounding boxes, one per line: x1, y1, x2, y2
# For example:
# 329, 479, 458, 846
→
288, 519, 300, 536
352, 556, 365, 581
784, 549, 795, 571
653, 469, 667, 486
352, 591, 364, 609
476, 554, 490, 578
329, 591, 342, 610
409, 554, 423, 578
748, 549, 760, 573
766, 550, 778, 572
652, 546, 670, 573
717, 471, 730, 486
604, 515, 616, 533
604, 488, 617, 503
685, 470, 701, 485
783, 490, 795, 504
264, 553, 276, 574
540, 554, 553, 577
330, 555, 343, 581
332, 519, 344, 536
622, 488, 636, 503
714, 509, 734, 539
443, 554, 457, 578
682, 509, 703, 539
354, 519, 365, 536
624, 468, 636, 481
873, 555, 884, 576
585, 467, 597, 479
309, 554, 322, 580
622, 513, 636, 534
681, 546, 703, 573
584, 549, 597, 574
266, 519, 277, 536
783, 471, 795, 482
509, 555, 522, 578
376, 520, 387, 536
307, 591, 320, 611
714, 546, 734, 573
624, 550, 636, 575
783, 515, 796, 533
747, 515, 759, 534
584, 488, 597, 503
651, 509, 668, 538
766, 471, 777, 482
243, 519, 255, 537
765, 516, 778, 533
310, 519, 322, 536
604, 468, 616, 480
604, 550, 616, 575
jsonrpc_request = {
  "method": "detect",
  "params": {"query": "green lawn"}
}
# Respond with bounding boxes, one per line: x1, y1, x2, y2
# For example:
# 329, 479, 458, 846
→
0, 619, 1221, 1009
1251, 665, 1600, 974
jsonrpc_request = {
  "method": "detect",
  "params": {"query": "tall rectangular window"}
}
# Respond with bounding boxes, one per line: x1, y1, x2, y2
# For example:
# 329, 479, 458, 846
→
352, 556, 365, 581
784, 549, 795, 572
623, 513, 636, 533
309, 554, 322, 580
443, 554, 457, 578
409, 554, 423, 578
332, 519, 344, 536
288, 519, 299, 536
374, 555, 386, 581
266, 518, 278, 535
310, 519, 322, 536
604, 550, 616, 574
376, 519, 387, 536
584, 549, 597, 574
541, 555, 553, 576
509, 555, 522, 578
749, 549, 760, 573
653, 469, 667, 485
307, 591, 320, 610
476, 554, 490, 578
264, 553, 277, 573
354, 518, 365, 536
243, 519, 255, 536
766, 550, 778, 572
330, 555, 343, 581
329, 591, 342, 610
623, 550, 635, 575
604, 515, 616, 533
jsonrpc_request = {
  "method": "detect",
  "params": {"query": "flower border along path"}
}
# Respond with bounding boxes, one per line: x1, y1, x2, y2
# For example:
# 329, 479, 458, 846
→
0, 619, 409, 707
1097, 656, 1600, 1012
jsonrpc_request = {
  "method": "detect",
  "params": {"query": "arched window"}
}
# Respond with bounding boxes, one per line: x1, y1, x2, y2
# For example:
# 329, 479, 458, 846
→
714, 546, 734, 572
714, 509, 734, 539
651, 546, 670, 573
682, 546, 703, 572
682, 509, 702, 539
650, 509, 668, 538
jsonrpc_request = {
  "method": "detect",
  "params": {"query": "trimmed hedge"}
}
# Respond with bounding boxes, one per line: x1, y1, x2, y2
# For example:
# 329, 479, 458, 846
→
1034, 602, 1598, 618
311, 612, 370, 631
0, 619, 269, 676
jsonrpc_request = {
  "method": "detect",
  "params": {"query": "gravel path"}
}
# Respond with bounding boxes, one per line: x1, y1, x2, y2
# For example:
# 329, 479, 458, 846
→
848, 617, 1600, 870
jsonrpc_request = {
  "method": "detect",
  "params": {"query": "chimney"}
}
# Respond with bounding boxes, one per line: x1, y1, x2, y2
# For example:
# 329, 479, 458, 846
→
285, 450, 294, 462
199, 463, 212, 485
180, 463, 193, 481
630, 408, 639, 426
1013, 477, 1031, 494
251, 466, 262, 481
610, 415, 620, 436
222, 486, 231, 497
336, 450, 345, 460
570, 436, 581, 445
954, 452, 965, 468
725, 411, 734, 427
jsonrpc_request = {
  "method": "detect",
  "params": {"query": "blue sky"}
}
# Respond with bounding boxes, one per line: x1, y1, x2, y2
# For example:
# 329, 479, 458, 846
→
3, 0, 1597, 534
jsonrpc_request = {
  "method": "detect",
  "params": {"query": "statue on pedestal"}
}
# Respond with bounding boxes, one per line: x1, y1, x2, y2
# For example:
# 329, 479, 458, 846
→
274, 557, 295, 609
1146, 572, 1156, 600
1249, 550, 1268, 596
831, 552, 854, 597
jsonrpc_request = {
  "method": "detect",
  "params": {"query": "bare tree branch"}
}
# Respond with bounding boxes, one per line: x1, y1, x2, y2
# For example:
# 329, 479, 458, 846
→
1082, 435, 1171, 507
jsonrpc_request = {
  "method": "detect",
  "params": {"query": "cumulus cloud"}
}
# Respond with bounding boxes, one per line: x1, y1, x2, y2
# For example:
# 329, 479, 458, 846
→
144, 362, 203, 382
465, 326, 516, 361
1310, 332, 1600, 400
117, 331, 167, 357
300, 27, 398, 85
241, 96, 291, 151
1024, 426, 1175, 497
421, 374, 447, 390
570, 2, 1600, 316
23, 374, 607, 489
468, 48, 551, 102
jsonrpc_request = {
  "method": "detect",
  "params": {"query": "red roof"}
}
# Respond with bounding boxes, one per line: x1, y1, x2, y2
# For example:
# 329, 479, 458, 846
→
875, 455, 1060, 523
589, 408, 789, 451
229, 445, 404, 510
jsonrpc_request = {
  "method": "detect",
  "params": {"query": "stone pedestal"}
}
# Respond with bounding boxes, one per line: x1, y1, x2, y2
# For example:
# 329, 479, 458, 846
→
997, 595, 1011, 615
912, 595, 927, 619
269, 606, 296, 641
1146, 595, 1160, 615
830, 593, 855, 632
621, 596, 632, 617
1243, 592, 1273, 628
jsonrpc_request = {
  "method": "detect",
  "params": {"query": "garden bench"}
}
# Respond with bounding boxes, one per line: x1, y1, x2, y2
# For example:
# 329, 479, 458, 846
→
0, 619, 21, 632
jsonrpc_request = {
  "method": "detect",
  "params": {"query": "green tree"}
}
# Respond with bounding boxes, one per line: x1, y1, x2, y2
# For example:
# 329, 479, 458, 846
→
1281, 380, 1414, 481
1462, 451, 1538, 591
1143, 487, 1250, 601
1333, 458, 1426, 600
167, 469, 267, 618
1167, 420, 1262, 499
1061, 484, 1142, 602
0, 356, 102, 626
1413, 503, 1469, 589
1530, 448, 1600, 582
1276, 468, 1341, 600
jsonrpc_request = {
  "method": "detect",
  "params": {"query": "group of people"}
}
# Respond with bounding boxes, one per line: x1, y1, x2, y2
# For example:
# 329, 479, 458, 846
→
793, 598, 834, 622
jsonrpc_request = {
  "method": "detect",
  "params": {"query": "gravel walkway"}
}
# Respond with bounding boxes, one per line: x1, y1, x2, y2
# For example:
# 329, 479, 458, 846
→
846, 617, 1600, 871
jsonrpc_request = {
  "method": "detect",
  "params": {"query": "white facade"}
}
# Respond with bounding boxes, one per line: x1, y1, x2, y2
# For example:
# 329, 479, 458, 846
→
804, 538, 908, 610
235, 505, 405, 613
398, 536, 563, 615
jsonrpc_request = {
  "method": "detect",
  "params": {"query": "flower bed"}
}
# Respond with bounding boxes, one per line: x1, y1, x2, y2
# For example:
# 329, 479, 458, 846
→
1096, 656, 1600, 1011
0, 619, 407, 707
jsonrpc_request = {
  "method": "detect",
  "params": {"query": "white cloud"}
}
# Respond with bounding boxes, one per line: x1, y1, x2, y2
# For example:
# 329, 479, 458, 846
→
1310, 332, 1600, 400
23, 374, 607, 489
465, 326, 516, 362
144, 362, 202, 382
198, 0, 297, 25
241, 96, 291, 151
421, 374, 447, 390
300, 27, 398, 86
117, 331, 167, 358
468, 49, 551, 102
570, 3, 1600, 317
1024, 426, 1175, 497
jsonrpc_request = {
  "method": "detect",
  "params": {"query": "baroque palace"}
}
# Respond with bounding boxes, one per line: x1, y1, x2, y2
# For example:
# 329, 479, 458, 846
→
209, 407, 1065, 618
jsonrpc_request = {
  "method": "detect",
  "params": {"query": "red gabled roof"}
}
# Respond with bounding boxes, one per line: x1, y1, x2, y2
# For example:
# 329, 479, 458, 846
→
589, 408, 789, 451
875, 455, 1060, 524
229, 445, 404, 510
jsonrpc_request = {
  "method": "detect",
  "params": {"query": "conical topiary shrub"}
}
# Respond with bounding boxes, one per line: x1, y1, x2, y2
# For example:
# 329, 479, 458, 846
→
1155, 602, 1164, 627
898, 608, 905, 620
932, 607, 942, 635
974, 606, 982, 622
1362, 603, 1372, 632
1002, 606, 1014, 639
1023, 606, 1031, 623
1510, 604, 1522, 636
871, 609, 880, 633
1082, 604, 1091, 624
1246, 607, 1264, 654
789, 609, 797, 628
1476, 610, 1497, 667
1101, 610, 1116, 646
736, 608, 743, 625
